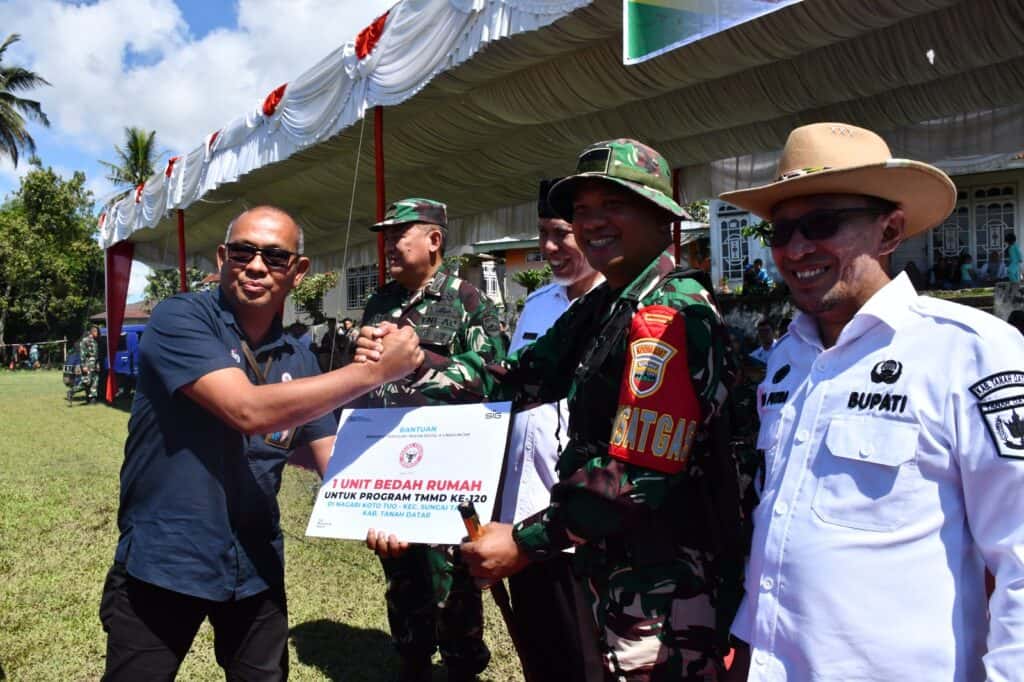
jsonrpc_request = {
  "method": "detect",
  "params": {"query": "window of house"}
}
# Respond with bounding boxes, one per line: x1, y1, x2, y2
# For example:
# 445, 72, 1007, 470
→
718, 209, 750, 283
481, 260, 503, 306
933, 205, 970, 259
975, 188, 1016, 261
932, 183, 1016, 266
346, 264, 379, 309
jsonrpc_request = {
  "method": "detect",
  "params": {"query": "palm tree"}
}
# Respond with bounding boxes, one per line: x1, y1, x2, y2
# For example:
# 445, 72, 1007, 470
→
0, 34, 50, 168
99, 126, 163, 198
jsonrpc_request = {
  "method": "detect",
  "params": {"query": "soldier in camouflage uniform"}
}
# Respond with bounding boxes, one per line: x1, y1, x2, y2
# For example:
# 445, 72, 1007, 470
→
358, 198, 505, 681
360, 141, 759, 680
79, 324, 101, 403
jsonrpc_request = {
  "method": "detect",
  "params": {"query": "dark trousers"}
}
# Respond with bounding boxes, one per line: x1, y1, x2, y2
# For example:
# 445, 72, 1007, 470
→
99, 563, 289, 681
508, 553, 605, 682
381, 545, 490, 675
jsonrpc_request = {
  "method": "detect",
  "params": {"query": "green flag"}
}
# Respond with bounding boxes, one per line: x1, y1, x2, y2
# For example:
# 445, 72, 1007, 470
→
624, 0, 803, 65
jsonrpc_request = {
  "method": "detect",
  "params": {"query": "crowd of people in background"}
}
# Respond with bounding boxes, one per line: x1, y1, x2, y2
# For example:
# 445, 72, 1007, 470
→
931, 231, 1022, 289
4, 341, 61, 370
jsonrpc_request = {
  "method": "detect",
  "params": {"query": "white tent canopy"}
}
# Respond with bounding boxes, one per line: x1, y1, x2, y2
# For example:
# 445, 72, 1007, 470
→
99, 0, 1024, 273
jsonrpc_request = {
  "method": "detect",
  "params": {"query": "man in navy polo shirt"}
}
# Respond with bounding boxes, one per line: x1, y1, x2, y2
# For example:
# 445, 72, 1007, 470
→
99, 205, 422, 680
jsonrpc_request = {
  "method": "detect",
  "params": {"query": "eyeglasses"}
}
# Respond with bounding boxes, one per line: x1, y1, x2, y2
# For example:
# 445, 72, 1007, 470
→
223, 242, 298, 269
768, 208, 890, 248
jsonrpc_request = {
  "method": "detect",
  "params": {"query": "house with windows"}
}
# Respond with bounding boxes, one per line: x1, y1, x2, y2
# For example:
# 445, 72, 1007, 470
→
710, 162, 1023, 291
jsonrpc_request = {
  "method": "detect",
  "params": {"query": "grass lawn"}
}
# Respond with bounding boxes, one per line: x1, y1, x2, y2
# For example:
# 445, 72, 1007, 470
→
0, 370, 520, 681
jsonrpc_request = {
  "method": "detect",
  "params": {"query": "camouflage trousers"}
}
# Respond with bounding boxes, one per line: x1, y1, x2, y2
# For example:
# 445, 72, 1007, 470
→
380, 544, 490, 674
82, 369, 99, 400
586, 561, 722, 681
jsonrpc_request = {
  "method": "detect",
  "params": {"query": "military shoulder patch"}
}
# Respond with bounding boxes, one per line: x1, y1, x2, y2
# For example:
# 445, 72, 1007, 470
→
970, 371, 1024, 459
608, 305, 701, 475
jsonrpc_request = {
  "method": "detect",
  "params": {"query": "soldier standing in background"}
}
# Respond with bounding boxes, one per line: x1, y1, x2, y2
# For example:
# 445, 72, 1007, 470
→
498, 178, 605, 681
362, 142, 758, 680
357, 198, 505, 682
79, 324, 100, 404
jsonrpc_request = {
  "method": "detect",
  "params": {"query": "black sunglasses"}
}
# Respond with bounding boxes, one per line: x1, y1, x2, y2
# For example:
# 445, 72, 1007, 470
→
223, 242, 298, 269
768, 208, 890, 248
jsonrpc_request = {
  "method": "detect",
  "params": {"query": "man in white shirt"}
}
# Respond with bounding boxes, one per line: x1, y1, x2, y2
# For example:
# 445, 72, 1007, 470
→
500, 178, 604, 681
747, 318, 776, 366
719, 122, 1024, 681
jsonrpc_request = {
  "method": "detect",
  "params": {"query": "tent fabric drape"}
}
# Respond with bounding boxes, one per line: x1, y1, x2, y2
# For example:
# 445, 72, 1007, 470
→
104, 240, 134, 402
99, 0, 590, 249
687, 103, 1024, 202
99, 0, 1024, 280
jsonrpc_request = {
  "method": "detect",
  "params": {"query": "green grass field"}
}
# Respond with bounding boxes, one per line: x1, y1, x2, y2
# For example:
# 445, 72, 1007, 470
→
0, 370, 520, 681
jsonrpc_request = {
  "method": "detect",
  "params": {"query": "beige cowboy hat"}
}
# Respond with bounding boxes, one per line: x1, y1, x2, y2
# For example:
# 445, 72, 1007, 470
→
719, 122, 956, 237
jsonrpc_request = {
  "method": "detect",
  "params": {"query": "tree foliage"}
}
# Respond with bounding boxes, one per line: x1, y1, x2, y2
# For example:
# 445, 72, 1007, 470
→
683, 199, 709, 223
0, 34, 50, 168
0, 161, 103, 345
512, 265, 551, 294
143, 266, 213, 305
291, 271, 339, 324
99, 126, 163, 199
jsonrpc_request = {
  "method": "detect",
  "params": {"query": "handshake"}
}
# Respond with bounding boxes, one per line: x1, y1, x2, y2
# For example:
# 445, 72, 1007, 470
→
352, 322, 425, 384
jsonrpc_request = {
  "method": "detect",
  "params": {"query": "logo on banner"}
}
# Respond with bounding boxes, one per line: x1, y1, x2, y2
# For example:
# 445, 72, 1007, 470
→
399, 442, 424, 468
628, 338, 677, 398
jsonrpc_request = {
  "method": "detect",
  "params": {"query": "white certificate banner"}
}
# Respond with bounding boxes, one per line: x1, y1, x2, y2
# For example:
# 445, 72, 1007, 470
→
305, 402, 511, 545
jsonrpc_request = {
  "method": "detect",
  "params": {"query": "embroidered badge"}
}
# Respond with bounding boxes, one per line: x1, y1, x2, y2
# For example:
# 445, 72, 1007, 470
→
870, 360, 903, 384
608, 305, 701, 475
772, 364, 790, 384
846, 391, 908, 414
628, 337, 677, 398
281, 372, 292, 382
231, 348, 241, 363
264, 429, 295, 450
970, 371, 1024, 459
761, 390, 789, 408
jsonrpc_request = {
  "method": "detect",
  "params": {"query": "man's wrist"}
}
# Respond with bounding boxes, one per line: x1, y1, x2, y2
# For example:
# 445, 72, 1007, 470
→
512, 508, 567, 562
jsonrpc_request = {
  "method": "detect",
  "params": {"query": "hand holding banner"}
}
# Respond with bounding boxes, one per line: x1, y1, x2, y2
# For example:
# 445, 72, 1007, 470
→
306, 402, 511, 545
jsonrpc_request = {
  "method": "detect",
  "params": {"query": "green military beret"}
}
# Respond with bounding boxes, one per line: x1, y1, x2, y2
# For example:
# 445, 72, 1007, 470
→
371, 197, 448, 231
548, 139, 690, 222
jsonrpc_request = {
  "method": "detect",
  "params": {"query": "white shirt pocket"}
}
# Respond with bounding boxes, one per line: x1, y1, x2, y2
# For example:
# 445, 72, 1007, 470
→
812, 416, 921, 532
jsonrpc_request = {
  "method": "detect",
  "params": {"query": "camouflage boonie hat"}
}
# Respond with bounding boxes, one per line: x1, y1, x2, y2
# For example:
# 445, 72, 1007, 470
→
371, 197, 448, 231
548, 139, 690, 221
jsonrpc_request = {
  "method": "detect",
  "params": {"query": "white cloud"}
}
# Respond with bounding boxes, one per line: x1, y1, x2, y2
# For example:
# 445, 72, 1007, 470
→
127, 260, 152, 303
0, 157, 32, 201
0, 0, 395, 159
0, 0, 403, 306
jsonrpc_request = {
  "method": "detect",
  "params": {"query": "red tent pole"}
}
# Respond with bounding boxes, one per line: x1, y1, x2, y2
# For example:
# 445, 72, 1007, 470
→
104, 240, 134, 403
177, 209, 189, 292
374, 105, 387, 287
672, 168, 682, 262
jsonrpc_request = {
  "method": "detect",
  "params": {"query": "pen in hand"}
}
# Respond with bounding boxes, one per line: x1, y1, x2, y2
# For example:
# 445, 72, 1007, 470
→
458, 500, 483, 541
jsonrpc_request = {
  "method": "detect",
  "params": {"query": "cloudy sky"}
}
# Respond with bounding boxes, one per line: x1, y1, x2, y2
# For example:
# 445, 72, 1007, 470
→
0, 0, 395, 299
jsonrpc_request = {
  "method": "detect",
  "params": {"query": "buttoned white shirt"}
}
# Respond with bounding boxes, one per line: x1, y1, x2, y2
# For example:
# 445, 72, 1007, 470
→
500, 279, 602, 523
733, 273, 1024, 682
